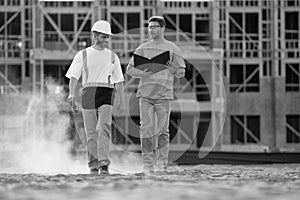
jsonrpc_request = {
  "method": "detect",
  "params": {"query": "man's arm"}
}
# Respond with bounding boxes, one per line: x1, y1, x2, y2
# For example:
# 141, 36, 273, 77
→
68, 77, 80, 112
114, 82, 125, 116
126, 64, 153, 78
168, 44, 186, 78
68, 77, 79, 98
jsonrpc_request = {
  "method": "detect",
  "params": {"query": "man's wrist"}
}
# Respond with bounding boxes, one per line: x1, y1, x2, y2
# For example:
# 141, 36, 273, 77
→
169, 68, 177, 75
68, 94, 75, 99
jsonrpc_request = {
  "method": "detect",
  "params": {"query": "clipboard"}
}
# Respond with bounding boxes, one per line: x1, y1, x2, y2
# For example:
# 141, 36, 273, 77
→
133, 51, 170, 73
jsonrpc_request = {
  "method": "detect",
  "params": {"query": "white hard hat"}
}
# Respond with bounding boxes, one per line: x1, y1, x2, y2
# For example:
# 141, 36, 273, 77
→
91, 20, 113, 35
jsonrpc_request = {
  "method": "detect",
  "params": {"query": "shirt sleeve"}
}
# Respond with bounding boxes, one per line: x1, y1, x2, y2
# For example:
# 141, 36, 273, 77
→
65, 51, 83, 80
112, 55, 124, 84
172, 45, 186, 69
126, 47, 143, 71
128, 56, 134, 69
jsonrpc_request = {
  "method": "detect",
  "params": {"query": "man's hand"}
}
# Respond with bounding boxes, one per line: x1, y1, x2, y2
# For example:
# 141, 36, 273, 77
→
68, 95, 80, 113
165, 61, 185, 78
165, 60, 178, 74
141, 68, 153, 78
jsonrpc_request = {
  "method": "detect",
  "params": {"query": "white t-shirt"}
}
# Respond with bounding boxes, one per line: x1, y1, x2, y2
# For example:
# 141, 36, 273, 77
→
65, 47, 124, 87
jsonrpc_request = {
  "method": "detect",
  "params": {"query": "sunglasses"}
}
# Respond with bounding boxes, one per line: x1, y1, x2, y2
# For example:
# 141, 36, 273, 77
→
148, 25, 161, 29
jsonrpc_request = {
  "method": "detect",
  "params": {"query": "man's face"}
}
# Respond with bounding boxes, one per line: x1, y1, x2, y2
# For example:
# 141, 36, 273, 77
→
148, 21, 164, 39
94, 32, 110, 48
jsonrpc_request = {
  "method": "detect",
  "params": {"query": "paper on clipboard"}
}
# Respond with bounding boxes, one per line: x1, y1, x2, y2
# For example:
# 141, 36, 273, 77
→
133, 51, 170, 73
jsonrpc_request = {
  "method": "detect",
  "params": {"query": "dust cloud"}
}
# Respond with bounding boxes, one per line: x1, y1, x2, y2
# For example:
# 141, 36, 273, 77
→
0, 78, 143, 175
0, 79, 87, 174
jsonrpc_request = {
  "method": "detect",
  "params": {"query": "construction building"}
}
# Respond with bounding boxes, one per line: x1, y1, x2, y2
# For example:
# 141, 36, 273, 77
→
0, 0, 299, 153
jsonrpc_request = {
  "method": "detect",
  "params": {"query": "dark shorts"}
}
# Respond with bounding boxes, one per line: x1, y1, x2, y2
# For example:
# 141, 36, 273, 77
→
81, 87, 114, 109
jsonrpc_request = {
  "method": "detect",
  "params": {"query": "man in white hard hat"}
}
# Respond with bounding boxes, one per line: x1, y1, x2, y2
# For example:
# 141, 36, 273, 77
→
66, 20, 125, 174
126, 16, 186, 173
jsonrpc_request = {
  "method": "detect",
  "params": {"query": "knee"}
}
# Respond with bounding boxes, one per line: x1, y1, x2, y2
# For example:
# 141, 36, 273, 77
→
159, 130, 169, 137
86, 131, 97, 142
140, 125, 154, 138
158, 132, 170, 147
141, 138, 154, 151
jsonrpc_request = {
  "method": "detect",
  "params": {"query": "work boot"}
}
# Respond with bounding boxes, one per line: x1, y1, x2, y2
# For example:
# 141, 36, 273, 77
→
99, 165, 109, 175
157, 164, 167, 172
143, 165, 154, 174
89, 168, 98, 174
157, 160, 168, 172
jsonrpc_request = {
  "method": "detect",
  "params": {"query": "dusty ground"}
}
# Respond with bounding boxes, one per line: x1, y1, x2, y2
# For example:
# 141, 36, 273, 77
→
1, 164, 300, 200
